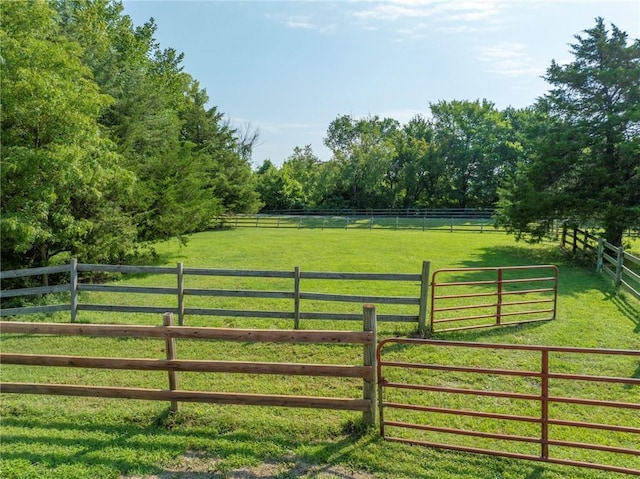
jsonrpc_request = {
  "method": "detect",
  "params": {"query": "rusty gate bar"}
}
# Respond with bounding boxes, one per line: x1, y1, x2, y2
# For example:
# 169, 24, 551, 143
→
430, 265, 559, 333
377, 338, 640, 476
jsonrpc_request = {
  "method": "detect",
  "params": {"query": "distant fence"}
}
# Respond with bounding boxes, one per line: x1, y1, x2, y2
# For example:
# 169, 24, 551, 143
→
377, 338, 640, 476
260, 208, 496, 218
561, 226, 640, 301
1, 307, 378, 425
217, 211, 499, 233
0, 260, 431, 332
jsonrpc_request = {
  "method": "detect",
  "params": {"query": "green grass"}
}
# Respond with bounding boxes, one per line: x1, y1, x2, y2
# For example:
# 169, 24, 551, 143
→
1, 229, 639, 478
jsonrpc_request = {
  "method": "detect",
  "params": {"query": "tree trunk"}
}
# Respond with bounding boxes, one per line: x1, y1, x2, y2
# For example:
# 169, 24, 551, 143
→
604, 224, 624, 248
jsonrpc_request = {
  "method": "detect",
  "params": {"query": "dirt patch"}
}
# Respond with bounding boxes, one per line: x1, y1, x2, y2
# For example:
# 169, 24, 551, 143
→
120, 450, 376, 479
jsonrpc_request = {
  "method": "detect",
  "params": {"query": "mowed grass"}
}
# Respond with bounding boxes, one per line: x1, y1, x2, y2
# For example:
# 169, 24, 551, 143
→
1, 228, 639, 479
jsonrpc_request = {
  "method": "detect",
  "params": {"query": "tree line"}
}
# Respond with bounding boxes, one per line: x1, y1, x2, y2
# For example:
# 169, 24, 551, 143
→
256, 100, 523, 213
1, 1, 638, 277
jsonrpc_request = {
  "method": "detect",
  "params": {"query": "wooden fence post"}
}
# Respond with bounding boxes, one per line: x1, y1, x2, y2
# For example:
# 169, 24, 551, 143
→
596, 238, 604, 272
418, 261, 430, 336
294, 266, 301, 329
572, 227, 578, 253
615, 245, 624, 287
163, 312, 179, 413
561, 223, 567, 248
582, 230, 590, 259
177, 262, 185, 326
362, 304, 377, 427
70, 258, 78, 323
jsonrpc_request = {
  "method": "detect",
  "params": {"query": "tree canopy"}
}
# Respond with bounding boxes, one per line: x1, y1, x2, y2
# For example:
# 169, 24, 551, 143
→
496, 18, 640, 246
1, 0, 260, 270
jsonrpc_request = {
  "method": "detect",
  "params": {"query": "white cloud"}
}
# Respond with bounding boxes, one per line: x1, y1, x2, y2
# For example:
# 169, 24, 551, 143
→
475, 43, 546, 78
353, 0, 505, 23
267, 13, 336, 34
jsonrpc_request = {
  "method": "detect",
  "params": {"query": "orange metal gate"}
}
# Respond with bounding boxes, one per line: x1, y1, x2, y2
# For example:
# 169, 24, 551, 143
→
430, 265, 558, 333
376, 338, 640, 476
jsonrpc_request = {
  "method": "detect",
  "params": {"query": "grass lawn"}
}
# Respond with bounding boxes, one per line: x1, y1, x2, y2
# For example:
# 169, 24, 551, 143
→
1, 229, 638, 479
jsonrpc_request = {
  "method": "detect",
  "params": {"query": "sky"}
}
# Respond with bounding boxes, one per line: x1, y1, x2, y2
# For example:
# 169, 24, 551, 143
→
122, 0, 640, 166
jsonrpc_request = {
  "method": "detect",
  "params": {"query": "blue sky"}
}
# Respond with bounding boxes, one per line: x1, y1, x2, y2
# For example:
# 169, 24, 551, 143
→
122, 1, 640, 166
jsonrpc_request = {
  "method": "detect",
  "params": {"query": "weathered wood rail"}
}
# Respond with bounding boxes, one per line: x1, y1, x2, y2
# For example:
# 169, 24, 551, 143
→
0, 260, 431, 332
1, 307, 378, 424
561, 226, 640, 301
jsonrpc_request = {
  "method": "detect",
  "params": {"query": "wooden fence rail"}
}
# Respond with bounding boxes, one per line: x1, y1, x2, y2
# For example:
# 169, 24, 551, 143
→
0, 260, 430, 333
561, 226, 640, 301
1, 307, 378, 424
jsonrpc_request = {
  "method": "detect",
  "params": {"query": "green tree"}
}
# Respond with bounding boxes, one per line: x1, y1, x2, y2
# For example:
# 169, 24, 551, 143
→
498, 19, 640, 245
254, 160, 303, 211
55, 0, 260, 240
0, 0, 135, 270
280, 145, 322, 208
391, 116, 445, 208
324, 115, 399, 209
430, 99, 517, 209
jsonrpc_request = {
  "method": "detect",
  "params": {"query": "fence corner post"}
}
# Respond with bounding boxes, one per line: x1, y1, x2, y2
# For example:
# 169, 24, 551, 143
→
362, 304, 377, 428
163, 312, 179, 413
418, 261, 430, 337
70, 258, 78, 323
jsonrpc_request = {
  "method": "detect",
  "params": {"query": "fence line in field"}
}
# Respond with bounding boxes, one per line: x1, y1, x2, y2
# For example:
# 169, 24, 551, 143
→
216, 214, 500, 233
0, 260, 431, 333
561, 226, 640, 301
1, 307, 378, 424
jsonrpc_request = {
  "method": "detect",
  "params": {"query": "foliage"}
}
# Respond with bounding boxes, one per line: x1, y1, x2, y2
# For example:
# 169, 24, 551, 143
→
1, 0, 261, 272
0, 0, 136, 270
497, 18, 640, 246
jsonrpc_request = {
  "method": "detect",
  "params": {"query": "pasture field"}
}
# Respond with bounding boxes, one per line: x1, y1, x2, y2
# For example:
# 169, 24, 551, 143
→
1, 229, 639, 479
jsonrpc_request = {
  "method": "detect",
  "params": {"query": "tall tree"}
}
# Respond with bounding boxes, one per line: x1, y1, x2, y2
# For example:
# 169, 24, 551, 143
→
391, 116, 444, 208
0, 0, 135, 270
430, 99, 517, 209
324, 115, 399, 209
498, 19, 640, 245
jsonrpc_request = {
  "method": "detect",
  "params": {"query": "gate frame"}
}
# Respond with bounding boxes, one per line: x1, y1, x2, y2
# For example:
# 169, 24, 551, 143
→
376, 337, 640, 476
429, 265, 558, 334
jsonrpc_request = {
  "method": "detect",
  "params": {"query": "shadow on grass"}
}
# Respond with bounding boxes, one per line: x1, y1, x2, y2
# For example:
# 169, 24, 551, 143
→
453, 243, 640, 328
1, 406, 598, 479
603, 290, 640, 333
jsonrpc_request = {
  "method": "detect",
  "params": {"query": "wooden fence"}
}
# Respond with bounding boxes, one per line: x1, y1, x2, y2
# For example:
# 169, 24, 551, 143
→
561, 226, 640, 301
216, 214, 499, 233
0, 260, 431, 333
0, 307, 378, 425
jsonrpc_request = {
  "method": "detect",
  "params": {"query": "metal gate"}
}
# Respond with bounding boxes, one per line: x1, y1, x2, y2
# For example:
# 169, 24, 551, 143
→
377, 338, 640, 476
430, 265, 558, 333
